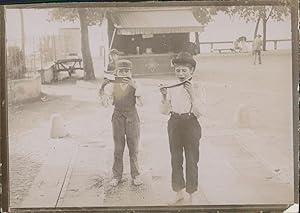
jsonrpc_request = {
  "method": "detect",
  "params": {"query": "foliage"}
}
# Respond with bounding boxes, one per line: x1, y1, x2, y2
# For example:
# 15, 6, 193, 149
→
192, 7, 219, 26
49, 8, 106, 26
7, 46, 26, 80
224, 5, 290, 23
223, 4, 290, 50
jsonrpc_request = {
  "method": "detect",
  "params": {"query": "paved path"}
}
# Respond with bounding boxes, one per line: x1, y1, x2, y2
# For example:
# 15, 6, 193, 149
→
8, 51, 295, 207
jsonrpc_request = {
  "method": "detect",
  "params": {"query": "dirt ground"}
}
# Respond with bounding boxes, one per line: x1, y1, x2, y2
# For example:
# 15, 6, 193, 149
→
8, 50, 295, 208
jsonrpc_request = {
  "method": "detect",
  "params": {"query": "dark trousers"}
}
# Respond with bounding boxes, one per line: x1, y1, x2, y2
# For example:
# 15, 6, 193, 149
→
167, 113, 201, 194
112, 109, 140, 179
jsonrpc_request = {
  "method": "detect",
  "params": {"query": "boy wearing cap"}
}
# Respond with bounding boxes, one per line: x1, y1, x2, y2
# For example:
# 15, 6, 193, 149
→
106, 49, 121, 73
159, 52, 206, 204
99, 59, 143, 187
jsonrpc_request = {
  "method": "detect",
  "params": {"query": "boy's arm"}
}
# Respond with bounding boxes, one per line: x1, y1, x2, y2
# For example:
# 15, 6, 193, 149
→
99, 81, 113, 107
134, 81, 144, 107
191, 83, 207, 118
160, 99, 171, 115
136, 96, 143, 107
159, 86, 171, 115
129, 80, 144, 107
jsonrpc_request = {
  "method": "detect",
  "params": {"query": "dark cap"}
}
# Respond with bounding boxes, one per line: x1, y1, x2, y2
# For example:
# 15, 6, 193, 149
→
110, 49, 121, 55
115, 59, 132, 70
171, 52, 196, 68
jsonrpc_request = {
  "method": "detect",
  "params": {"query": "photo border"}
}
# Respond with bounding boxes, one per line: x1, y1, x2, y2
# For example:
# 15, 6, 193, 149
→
1, 1, 298, 212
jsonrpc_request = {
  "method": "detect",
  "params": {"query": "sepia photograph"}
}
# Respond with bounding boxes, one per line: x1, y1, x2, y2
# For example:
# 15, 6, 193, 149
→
1, 0, 297, 211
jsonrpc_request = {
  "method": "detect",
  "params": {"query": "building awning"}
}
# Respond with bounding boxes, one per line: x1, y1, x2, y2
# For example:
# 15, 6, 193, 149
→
112, 8, 204, 35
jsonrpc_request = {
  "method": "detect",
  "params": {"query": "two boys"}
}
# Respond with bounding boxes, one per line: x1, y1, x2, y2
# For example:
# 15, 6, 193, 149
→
99, 52, 205, 204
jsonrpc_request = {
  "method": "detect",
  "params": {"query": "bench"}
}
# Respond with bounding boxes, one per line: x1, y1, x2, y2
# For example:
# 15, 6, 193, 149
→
53, 58, 83, 81
213, 48, 237, 54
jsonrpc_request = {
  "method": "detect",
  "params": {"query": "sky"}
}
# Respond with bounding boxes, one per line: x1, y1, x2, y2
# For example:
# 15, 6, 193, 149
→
5, 7, 291, 55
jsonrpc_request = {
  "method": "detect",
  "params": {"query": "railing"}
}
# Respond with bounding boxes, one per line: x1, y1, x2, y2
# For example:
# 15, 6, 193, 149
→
199, 39, 291, 52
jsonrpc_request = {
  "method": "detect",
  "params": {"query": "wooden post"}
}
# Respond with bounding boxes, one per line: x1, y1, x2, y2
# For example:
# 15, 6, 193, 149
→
40, 37, 43, 70
109, 28, 116, 50
103, 48, 106, 68
274, 41, 277, 50
33, 38, 36, 72
40, 54, 43, 70
195, 32, 200, 54
52, 34, 57, 61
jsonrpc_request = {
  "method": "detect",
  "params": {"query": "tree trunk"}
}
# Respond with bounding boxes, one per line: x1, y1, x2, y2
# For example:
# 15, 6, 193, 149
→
195, 32, 200, 54
107, 11, 115, 48
78, 8, 95, 80
262, 18, 267, 51
253, 17, 261, 40
19, 9, 26, 78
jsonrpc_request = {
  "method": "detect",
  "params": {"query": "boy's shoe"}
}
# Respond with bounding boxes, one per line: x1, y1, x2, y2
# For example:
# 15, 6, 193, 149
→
132, 175, 143, 186
188, 193, 194, 205
168, 189, 185, 205
109, 177, 121, 187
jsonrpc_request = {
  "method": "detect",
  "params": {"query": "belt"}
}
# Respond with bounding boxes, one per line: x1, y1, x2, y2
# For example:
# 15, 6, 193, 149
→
170, 112, 195, 119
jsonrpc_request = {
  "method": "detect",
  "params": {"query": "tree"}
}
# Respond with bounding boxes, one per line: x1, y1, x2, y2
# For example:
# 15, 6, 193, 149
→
49, 8, 106, 80
192, 7, 224, 53
253, 17, 261, 39
7, 46, 25, 80
224, 3, 290, 51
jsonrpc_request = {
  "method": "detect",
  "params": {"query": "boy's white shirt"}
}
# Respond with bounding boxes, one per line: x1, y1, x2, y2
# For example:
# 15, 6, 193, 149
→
101, 81, 143, 107
160, 81, 206, 119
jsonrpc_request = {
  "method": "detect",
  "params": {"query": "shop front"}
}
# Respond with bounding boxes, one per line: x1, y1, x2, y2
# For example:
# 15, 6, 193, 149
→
108, 7, 203, 76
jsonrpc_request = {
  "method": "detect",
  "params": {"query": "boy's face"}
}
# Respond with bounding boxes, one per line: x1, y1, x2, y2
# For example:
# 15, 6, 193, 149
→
174, 64, 194, 82
117, 68, 132, 78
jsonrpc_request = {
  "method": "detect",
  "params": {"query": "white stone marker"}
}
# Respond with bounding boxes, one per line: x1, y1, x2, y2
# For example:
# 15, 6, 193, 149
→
50, 113, 69, 139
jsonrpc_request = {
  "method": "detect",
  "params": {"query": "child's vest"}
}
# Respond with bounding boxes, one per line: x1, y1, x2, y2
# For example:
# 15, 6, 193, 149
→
112, 84, 136, 111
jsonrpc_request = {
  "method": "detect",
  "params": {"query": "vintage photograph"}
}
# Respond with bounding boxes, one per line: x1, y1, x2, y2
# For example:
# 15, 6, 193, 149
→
5, 2, 295, 208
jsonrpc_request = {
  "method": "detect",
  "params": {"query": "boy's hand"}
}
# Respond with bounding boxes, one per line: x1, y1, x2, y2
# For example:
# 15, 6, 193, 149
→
99, 79, 111, 96
101, 78, 111, 88
123, 78, 137, 89
99, 88, 104, 96
159, 84, 168, 100
100, 95, 110, 108
184, 81, 195, 101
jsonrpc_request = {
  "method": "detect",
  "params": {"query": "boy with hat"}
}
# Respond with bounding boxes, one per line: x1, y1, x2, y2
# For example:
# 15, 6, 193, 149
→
106, 49, 121, 73
159, 52, 206, 204
99, 59, 143, 187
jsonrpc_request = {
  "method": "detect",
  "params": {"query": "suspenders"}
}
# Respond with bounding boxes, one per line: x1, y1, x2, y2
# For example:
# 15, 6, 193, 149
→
169, 86, 193, 115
